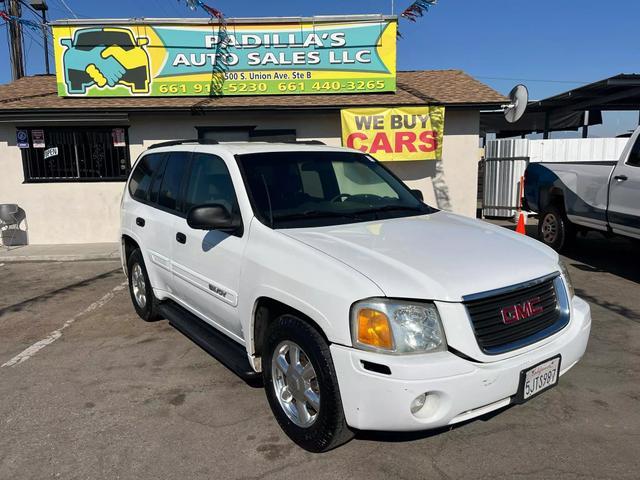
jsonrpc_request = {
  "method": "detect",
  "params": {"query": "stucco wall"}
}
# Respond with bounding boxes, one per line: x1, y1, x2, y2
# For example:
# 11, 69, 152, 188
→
0, 109, 479, 244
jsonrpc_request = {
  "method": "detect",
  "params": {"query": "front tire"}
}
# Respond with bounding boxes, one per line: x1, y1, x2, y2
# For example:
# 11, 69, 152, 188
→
263, 314, 353, 452
538, 204, 576, 252
127, 249, 162, 322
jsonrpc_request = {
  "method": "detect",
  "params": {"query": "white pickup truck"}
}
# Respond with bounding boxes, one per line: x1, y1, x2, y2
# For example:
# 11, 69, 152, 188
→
524, 127, 640, 251
121, 140, 591, 452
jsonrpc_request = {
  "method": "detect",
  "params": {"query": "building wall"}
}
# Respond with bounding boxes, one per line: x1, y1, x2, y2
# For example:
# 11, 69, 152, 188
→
0, 109, 479, 244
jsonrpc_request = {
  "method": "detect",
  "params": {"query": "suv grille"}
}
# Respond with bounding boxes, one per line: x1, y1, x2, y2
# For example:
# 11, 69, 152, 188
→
463, 274, 569, 354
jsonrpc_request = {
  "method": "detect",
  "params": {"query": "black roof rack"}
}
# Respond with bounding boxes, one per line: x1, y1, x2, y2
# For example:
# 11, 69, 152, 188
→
148, 139, 219, 149
284, 140, 326, 145
148, 139, 326, 149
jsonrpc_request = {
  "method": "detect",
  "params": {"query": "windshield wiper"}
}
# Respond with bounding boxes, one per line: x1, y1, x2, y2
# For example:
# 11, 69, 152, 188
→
273, 210, 363, 222
351, 205, 427, 216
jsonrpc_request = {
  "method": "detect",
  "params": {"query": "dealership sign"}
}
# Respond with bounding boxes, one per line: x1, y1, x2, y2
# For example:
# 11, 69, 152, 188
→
52, 17, 396, 97
341, 106, 445, 161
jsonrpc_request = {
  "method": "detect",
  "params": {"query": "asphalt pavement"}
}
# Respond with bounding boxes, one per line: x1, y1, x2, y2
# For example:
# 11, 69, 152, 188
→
0, 228, 638, 479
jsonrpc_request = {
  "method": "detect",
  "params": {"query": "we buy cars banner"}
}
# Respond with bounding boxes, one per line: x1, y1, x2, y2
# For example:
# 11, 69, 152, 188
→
341, 106, 445, 161
52, 17, 396, 97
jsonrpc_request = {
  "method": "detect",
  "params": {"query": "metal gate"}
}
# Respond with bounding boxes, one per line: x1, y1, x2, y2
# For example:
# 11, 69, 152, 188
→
482, 155, 529, 218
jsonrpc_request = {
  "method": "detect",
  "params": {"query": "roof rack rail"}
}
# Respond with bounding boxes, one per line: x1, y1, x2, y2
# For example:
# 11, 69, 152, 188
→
283, 140, 326, 145
148, 139, 219, 149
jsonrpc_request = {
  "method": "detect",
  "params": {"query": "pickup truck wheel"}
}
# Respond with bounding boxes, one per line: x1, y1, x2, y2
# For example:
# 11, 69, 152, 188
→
127, 249, 161, 322
538, 205, 575, 251
263, 314, 353, 452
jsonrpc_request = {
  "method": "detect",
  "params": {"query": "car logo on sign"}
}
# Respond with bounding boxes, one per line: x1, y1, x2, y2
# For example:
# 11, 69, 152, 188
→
500, 297, 543, 325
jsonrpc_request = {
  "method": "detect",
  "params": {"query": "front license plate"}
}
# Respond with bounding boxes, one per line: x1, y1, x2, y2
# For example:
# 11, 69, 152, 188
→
515, 355, 561, 403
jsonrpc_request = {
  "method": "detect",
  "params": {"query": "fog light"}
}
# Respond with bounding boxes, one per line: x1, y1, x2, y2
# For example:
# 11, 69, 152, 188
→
410, 393, 427, 414
410, 392, 441, 419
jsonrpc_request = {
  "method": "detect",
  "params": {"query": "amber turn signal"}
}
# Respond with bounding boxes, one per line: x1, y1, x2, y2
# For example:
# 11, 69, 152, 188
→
357, 308, 393, 349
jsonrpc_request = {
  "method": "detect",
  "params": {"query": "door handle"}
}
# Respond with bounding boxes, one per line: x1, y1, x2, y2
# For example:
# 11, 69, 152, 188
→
176, 232, 187, 244
136, 217, 145, 227
614, 175, 628, 181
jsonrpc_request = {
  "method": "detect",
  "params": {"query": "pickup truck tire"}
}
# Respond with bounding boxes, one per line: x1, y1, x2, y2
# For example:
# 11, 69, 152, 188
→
127, 249, 162, 322
263, 314, 354, 452
538, 205, 576, 252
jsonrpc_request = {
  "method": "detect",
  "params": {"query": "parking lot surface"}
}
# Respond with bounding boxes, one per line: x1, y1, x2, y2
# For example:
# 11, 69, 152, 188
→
1, 230, 639, 479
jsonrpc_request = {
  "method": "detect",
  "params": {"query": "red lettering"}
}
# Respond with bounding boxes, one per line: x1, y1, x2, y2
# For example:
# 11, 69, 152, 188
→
369, 132, 393, 154
515, 303, 529, 320
394, 131, 417, 153
346, 132, 368, 152
501, 305, 518, 325
418, 130, 438, 153
502, 297, 544, 325
529, 297, 543, 315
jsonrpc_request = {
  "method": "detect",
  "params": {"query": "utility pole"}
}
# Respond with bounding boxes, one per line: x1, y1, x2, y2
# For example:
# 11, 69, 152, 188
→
30, 0, 50, 75
7, 0, 26, 79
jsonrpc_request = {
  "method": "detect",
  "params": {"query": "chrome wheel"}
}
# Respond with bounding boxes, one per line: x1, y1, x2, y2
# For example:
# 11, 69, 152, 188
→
541, 213, 559, 244
271, 341, 320, 428
131, 263, 147, 309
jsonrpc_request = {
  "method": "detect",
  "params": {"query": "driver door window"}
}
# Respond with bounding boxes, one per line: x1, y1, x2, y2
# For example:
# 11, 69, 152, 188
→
183, 153, 239, 214
627, 135, 640, 167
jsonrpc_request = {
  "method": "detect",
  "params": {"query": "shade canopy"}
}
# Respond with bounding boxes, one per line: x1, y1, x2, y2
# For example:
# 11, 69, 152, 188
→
481, 74, 640, 137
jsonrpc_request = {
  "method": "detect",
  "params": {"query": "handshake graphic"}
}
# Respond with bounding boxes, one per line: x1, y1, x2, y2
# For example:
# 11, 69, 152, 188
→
60, 27, 151, 95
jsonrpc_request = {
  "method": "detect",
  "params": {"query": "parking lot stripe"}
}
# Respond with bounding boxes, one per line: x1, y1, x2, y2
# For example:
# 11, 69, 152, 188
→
1, 281, 127, 368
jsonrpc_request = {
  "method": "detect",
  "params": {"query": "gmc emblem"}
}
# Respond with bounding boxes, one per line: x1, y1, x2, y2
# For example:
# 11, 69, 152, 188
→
500, 297, 543, 325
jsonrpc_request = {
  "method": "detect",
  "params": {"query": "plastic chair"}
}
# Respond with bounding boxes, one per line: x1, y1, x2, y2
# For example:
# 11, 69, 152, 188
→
0, 204, 26, 248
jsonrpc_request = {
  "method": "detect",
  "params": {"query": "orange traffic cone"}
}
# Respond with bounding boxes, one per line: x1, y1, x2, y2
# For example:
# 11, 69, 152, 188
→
515, 211, 526, 235
515, 175, 527, 235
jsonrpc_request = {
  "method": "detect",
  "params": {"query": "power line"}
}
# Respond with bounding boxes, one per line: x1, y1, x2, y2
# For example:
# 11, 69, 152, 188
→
474, 75, 588, 85
18, 0, 41, 17
55, 0, 78, 18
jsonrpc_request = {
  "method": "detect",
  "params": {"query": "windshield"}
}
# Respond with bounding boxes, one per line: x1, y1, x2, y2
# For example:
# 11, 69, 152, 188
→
75, 30, 134, 51
236, 151, 435, 229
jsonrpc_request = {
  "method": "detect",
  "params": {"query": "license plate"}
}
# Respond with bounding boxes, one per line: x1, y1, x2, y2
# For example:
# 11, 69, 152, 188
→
515, 355, 561, 403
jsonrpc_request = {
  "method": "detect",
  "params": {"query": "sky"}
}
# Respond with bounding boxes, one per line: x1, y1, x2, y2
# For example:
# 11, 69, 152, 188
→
1, 0, 638, 136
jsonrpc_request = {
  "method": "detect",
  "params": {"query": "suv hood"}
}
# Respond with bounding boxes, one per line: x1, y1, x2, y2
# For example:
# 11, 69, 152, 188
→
281, 212, 560, 301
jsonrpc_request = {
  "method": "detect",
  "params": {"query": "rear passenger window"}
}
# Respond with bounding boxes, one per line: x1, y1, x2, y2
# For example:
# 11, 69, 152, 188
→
158, 152, 189, 212
129, 153, 163, 201
183, 153, 238, 213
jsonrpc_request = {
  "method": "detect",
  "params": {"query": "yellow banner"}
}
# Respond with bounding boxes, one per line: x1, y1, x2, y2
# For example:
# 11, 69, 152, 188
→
341, 106, 445, 161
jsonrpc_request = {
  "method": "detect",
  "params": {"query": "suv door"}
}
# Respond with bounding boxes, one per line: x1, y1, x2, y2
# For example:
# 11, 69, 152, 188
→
126, 152, 172, 292
145, 150, 191, 293
608, 132, 640, 239
171, 152, 247, 341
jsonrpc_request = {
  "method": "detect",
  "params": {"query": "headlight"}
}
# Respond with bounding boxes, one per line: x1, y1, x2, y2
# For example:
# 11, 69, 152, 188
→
351, 298, 446, 354
558, 260, 575, 298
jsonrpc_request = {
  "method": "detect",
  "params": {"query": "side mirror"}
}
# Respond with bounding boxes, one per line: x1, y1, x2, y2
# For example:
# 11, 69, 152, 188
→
187, 204, 242, 235
136, 37, 149, 47
411, 189, 424, 201
60, 39, 72, 48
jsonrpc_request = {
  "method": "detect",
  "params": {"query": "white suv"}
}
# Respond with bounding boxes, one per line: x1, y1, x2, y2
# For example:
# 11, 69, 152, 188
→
120, 140, 591, 452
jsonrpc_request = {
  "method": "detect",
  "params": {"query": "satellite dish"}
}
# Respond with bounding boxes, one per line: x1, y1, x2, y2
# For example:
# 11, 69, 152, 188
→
503, 84, 529, 123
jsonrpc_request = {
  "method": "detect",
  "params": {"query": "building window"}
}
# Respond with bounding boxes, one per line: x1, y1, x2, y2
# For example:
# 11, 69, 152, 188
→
19, 127, 131, 182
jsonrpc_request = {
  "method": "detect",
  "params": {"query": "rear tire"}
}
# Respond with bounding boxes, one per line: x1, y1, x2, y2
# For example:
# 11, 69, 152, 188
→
263, 314, 354, 452
538, 204, 576, 252
127, 249, 162, 322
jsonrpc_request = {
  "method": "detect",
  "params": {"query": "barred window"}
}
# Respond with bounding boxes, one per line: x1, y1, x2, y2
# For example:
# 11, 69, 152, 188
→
19, 127, 131, 182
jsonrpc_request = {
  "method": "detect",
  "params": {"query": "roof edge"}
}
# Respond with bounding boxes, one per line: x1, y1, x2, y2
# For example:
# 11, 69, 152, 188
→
51, 14, 398, 26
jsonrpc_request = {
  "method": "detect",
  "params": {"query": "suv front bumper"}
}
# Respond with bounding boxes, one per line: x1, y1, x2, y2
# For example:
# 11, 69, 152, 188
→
330, 296, 591, 432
